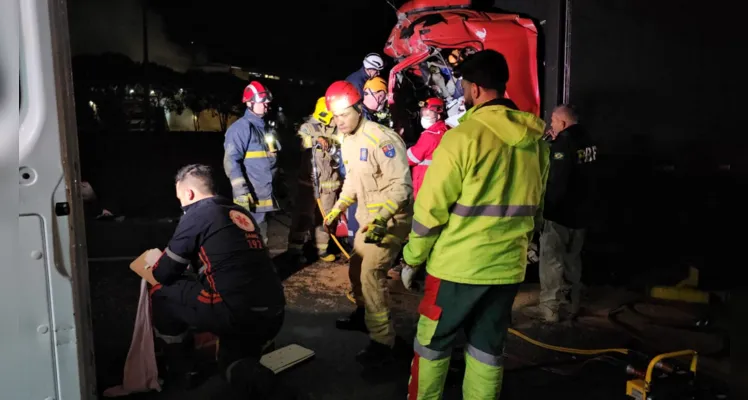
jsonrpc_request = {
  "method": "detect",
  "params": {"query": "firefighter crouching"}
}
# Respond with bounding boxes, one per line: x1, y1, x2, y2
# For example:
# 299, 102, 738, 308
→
288, 97, 342, 262
223, 81, 279, 243
322, 80, 413, 366
141, 164, 285, 396
400, 50, 550, 399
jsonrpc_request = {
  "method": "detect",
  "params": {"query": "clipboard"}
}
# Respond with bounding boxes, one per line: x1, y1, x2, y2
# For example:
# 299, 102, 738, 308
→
130, 249, 162, 286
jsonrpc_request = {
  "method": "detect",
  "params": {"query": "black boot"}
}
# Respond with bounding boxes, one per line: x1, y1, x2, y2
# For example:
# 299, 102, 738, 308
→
225, 358, 277, 399
155, 335, 208, 390
335, 307, 368, 332
355, 340, 395, 367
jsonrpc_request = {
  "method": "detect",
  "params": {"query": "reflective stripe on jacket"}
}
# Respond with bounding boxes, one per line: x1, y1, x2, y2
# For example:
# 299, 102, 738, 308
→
403, 99, 550, 284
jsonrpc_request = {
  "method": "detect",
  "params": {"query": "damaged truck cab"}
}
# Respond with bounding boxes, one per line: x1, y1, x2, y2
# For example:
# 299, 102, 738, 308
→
383, 0, 541, 131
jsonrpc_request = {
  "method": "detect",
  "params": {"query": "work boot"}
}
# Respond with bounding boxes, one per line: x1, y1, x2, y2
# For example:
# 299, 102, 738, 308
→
225, 358, 276, 398
355, 340, 395, 368
155, 335, 208, 390
318, 251, 336, 262
522, 304, 559, 323
335, 307, 368, 333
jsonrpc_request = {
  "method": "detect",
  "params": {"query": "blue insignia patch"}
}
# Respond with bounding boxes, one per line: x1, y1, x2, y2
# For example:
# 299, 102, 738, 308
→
381, 142, 396, 158
360, 148, 368, 161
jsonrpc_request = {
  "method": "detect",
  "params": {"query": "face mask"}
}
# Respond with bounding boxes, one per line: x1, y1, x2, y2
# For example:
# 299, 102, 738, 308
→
420, 116, 436, 129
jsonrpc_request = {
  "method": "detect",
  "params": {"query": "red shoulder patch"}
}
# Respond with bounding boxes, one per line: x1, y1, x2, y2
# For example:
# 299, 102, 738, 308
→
229, 210, 255, 232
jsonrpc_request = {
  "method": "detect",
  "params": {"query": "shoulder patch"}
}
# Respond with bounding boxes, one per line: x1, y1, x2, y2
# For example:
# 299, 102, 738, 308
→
380, 140, 396, 158
360, 148, 368, 161
229, 209, 255, 232
553, 152, 565, 160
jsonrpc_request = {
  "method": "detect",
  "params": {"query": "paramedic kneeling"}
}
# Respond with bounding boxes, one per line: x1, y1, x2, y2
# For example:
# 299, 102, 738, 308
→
143, 164, 285, 394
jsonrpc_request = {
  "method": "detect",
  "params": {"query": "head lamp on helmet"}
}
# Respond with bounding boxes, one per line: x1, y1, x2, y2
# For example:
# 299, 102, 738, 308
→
313, 96, 333, 125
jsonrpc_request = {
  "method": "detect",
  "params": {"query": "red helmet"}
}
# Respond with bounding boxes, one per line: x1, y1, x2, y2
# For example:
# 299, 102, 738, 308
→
419, 97, 445, 113
242, 81, 273, 103
325, 81, 362, 113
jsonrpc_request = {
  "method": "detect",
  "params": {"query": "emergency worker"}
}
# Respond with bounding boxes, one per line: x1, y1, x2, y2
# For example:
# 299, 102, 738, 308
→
401, 50, 550, 399
223, 81, 279, 242
322, 80, 413, 366
346, 52, 385, 97
342, 53, 385, 269
522, 104, 597, 322
288, 97, 341, 262
144, 164, 285, 396
362, 77, 392, 127
406, 97, 448, 200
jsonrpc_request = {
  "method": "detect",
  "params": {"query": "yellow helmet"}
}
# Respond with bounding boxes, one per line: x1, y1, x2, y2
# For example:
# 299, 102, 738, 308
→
313, 96, 333, 125
363, 77, 387, 93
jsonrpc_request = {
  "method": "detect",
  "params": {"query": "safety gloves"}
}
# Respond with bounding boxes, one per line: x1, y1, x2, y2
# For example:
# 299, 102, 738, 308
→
401, 261, 425, 292
324, 207, 342, 226
233, 194, 254, 211
363, 216, 388, 244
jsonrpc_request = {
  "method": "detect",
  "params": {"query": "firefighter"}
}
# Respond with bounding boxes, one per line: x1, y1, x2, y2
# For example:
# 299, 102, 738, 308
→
223, 81, 279, 243
406, 97, 449, 200
362, 76, 392, 127
322, 80, 412, 366
288, 97, 341, 262
346, 52, 385, 97
522, 104, 598, 322
400, 50, 550, 399
143, 164, 285, 396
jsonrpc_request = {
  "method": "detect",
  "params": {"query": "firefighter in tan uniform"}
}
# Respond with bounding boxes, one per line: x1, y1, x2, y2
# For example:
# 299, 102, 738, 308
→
288, 97, 342, 262
323, 80, 412, 366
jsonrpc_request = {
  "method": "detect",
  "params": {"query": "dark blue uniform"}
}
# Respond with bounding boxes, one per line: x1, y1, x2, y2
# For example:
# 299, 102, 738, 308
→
346, 67, 369, 98
150, 196, 285, 366
223, 109, 279, 237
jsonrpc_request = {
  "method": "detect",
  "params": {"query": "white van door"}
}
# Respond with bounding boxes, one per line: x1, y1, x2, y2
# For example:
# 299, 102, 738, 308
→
1, 0, 96, 398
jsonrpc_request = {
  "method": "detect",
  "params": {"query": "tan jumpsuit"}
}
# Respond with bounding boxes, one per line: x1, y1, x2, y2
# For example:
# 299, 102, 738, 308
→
290, 117, 341, 255
334, 119, 413, 346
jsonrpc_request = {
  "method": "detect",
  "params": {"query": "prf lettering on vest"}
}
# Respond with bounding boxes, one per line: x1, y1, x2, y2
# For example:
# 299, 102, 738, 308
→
576, 146, 597, 164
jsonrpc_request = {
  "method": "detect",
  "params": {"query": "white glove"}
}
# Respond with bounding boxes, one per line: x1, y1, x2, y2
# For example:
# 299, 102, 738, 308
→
527, 242, 539, 264
401, 265, 418, 291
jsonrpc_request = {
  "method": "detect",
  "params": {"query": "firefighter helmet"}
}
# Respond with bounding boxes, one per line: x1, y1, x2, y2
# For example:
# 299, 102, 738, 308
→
363, 53, 384, 70
325, 81, 361, 114
313, 96, 334, 125
242, 81, 273, 103
419, 97, 445, 113
363, 77, 387, 93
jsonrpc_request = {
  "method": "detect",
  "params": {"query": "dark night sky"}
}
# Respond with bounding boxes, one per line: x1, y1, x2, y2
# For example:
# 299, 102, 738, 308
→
69, 0, 400, 81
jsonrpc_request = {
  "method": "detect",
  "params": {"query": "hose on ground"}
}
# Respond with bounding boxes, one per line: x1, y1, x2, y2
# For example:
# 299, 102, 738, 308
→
508, 328, 630, 356
316, 198, 351, 260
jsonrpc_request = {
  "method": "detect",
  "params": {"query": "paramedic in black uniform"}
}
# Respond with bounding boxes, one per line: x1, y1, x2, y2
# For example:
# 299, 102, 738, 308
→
143, 164, 285, 395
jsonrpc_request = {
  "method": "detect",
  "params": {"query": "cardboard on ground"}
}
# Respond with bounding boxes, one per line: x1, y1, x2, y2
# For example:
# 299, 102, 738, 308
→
260, 344, 315, 374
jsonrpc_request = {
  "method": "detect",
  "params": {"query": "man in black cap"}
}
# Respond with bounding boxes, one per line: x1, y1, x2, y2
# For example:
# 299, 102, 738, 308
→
401, 49, 549, 399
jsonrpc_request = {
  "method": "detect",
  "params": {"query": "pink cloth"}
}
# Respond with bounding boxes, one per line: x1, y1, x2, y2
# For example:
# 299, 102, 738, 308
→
103, 279, 162, 397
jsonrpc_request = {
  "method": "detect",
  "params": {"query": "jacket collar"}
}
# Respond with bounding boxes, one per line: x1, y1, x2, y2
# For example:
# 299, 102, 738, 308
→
458, 98, 519, 123
181, 196, 216, 213
244, 108, 265, 129
424, 120, 448, 134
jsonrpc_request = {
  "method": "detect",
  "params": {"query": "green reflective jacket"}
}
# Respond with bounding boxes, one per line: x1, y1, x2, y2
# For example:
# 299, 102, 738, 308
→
403, 100, 550, 285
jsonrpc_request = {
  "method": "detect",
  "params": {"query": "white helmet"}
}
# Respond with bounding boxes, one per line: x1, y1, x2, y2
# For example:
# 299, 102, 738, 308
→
363, 53, 384, 70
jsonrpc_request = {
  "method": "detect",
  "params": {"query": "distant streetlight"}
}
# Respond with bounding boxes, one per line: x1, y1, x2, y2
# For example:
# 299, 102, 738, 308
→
150, 90, 156, 96
129, 89, 135, 94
